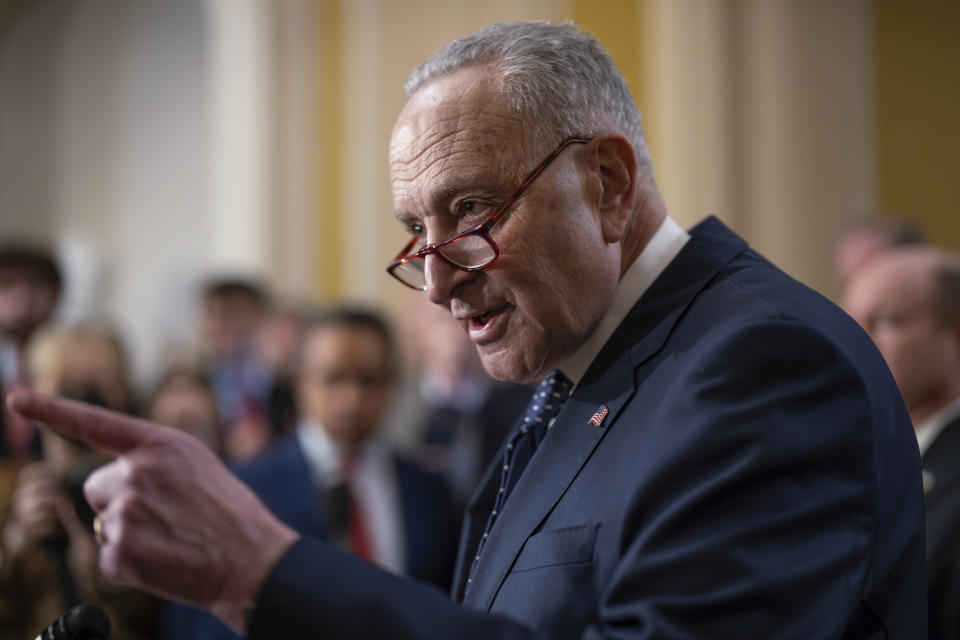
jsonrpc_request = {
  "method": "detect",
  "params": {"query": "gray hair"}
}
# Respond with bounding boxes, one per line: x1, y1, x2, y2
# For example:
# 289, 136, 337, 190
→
405, 21, 654, 178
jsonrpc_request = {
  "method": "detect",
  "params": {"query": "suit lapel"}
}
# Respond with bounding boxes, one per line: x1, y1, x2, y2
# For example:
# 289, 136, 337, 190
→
594, 216, 747, 376
462, 357, 635, 610
283, 438, 331, 537
458, 216, 748, 610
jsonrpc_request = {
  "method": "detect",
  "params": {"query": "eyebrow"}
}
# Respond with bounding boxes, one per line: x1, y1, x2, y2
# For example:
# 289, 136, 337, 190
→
394, 210, 420, 229
393, 174, 500, 227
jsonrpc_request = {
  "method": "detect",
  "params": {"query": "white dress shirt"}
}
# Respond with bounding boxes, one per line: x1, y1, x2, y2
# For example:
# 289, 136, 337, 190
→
557, 215, 690, 386
296, 421, 406, 575
916, 394, 960, 456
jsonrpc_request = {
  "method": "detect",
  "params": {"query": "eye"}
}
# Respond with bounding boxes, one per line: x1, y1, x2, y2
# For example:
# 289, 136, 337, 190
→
407, 221, 425, 236
873, 312, 909, 332
457, 200, 491, 218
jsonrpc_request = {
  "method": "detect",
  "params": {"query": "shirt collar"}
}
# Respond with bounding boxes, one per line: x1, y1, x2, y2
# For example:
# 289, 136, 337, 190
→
916, 394, 960, 455
296, 419, 377, 487
556, 216, 690, 386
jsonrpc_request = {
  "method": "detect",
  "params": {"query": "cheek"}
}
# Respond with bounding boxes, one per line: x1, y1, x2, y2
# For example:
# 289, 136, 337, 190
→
878, 328, 943, 377
359, 388, 389, 417
500, 224, 611, 331
301, 383, 333, 417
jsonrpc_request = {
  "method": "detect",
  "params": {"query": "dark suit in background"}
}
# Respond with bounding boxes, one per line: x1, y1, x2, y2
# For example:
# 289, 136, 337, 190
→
246, 218, 926, 639
239, 432, 460, 588
413, 381, 532, 512
163, 432, 460, 639
924, 414, 960, 640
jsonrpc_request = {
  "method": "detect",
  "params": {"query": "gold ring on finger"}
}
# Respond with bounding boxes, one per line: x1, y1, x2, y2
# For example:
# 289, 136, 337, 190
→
92, 513, 105, 545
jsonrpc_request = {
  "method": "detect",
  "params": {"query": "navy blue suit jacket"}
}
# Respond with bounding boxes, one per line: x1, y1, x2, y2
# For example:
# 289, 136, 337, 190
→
923, 415, 960, 640
247, 218, 926, 639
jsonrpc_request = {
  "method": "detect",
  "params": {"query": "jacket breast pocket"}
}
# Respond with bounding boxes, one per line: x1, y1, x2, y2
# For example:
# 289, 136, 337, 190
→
512, 523, 600, 573
493, 524, 601, 637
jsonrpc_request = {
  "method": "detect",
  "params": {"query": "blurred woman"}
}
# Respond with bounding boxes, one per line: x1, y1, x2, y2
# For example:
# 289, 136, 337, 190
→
0, 323, 159, 639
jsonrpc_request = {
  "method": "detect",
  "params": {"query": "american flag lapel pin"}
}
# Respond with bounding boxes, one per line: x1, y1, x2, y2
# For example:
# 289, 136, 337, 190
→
587, 405, 609, 427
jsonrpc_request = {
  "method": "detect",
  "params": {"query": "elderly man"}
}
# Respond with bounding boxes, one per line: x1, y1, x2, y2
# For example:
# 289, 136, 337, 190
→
844, 247, 960, 640
8, 22, 925, 639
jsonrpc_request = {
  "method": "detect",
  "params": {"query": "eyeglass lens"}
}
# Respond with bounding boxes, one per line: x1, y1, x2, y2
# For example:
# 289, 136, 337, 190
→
395, 234, 497, 289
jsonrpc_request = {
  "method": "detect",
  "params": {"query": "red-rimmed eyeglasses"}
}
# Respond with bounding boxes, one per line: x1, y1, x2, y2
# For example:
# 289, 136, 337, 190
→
386, 137, 592, 291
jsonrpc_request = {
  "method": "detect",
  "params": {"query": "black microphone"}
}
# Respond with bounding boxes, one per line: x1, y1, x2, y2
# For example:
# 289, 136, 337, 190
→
34, 603, 111, 640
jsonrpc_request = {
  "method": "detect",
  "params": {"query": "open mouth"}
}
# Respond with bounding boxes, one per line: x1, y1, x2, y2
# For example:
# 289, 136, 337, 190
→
471, 310, 497, 327
465, 306, 510, 344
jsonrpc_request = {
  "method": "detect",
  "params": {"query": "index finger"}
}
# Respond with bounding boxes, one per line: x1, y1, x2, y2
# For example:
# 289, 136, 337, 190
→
6, 389, 157, 455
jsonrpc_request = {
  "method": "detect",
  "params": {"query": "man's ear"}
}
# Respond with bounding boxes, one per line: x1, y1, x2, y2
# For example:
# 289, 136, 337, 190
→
591, 134, 639, 244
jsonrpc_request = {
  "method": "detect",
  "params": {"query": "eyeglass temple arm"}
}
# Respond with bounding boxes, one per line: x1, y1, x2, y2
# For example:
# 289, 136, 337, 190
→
479, 137, 592, 232
391, 236, 419, 262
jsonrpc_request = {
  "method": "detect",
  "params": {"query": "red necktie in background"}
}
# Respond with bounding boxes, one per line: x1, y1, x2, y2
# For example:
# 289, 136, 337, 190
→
342, 453, 373, 562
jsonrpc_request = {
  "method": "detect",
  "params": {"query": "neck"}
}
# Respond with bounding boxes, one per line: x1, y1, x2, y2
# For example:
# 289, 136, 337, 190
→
619, 186, 667, 277
912, 404, 941, 431
910, 383, 960, 430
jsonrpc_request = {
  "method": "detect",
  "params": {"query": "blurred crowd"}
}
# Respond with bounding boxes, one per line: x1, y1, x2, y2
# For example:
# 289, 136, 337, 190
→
1, 211, 959, 638
0, 244, 529, 639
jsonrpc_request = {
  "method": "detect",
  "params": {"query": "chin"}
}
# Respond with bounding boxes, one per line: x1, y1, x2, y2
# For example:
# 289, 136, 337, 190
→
477, 344, 549, 385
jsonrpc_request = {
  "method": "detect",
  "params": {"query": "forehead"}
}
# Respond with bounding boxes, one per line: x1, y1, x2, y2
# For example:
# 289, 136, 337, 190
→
304, 324, 388, 365
389, 67, 527, 195
849, 254, 936, 311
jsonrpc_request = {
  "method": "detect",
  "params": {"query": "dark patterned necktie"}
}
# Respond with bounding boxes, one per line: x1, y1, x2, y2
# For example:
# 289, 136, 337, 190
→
465, 370, 574, 591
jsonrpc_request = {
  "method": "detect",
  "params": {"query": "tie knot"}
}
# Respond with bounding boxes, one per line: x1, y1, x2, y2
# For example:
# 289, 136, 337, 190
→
542, 370, 573, 396
519, 370, 573, 436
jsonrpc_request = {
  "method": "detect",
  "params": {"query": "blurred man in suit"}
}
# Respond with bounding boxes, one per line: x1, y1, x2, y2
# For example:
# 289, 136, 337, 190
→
238, 307, 459, 587
0, 244, 62, 458
198, 278, 273, 460
162, 307, 460, 639
395, 296, 530, 511
9, 21, 926, 639
844, 247, 960, 640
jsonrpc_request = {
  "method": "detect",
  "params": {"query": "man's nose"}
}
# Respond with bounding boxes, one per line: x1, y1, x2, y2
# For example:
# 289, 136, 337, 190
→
338, 382, 364, 412
424, 253, 474, 305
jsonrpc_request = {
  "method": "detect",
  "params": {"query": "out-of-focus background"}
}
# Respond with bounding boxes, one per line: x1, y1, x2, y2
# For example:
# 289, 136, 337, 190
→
1, 0, 957, 384
1, 4, 958, 635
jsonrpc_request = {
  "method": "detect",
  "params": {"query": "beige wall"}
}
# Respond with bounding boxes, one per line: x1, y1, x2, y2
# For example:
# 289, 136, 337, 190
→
875, 0, 960, 251
311, 0, 574, 309
311, 0, 877, 305
3, 1, 956, 379
0, 0, 213, 384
